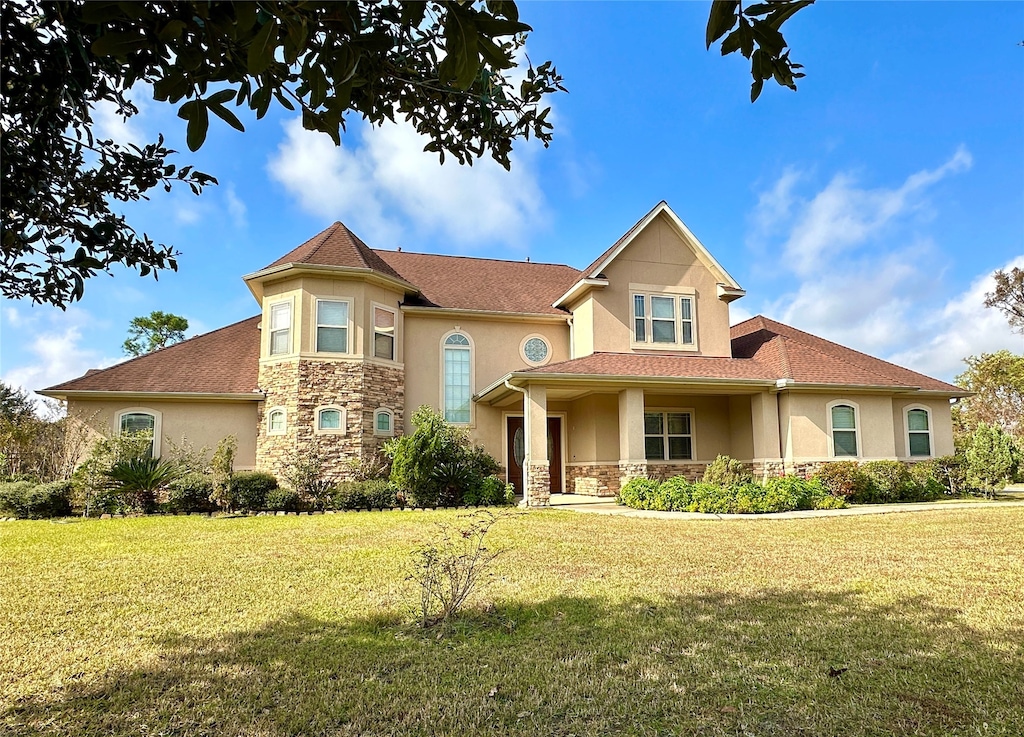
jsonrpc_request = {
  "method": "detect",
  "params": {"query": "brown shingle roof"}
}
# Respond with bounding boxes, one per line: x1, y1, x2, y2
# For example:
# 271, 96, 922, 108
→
523, 352, 777, 380
263, 222, 406, 282
730, 316, 962, 392
44, 316, 261, 396
521, 316, 962, 392
374, 250, 581, 316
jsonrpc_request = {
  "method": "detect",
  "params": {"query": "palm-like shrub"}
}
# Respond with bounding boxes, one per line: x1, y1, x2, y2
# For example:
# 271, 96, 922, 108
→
106, 457, 178, 513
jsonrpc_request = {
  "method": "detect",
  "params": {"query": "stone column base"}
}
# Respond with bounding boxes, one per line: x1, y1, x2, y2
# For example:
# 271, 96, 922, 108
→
618, 461, 649, 490
524, 460, 551, 507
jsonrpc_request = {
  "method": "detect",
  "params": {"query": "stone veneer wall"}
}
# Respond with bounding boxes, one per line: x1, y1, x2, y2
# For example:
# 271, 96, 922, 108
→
566, 464, 620, 497
525, 461, 550, 507
255, 358, 404, 483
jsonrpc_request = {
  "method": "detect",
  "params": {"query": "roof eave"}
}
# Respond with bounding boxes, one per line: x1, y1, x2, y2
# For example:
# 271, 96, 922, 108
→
772, 380, 970, 397
474, 371, 776, 404
401, 305, 570, 322
39, 390, 266, 402
552, 278, 610, 309
242, 263, 420, 302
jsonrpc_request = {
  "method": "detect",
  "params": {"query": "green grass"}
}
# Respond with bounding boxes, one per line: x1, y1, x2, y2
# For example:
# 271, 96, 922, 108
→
2, 508, 1023, 736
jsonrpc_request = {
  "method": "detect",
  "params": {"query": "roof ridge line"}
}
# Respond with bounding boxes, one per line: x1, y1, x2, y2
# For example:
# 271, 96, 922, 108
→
374, 248, 580, 271
773, 334, 794, 379
303, 222, 342, 265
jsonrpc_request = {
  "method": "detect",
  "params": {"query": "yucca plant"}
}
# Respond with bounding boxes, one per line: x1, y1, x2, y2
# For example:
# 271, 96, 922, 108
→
106, 457, 179, 514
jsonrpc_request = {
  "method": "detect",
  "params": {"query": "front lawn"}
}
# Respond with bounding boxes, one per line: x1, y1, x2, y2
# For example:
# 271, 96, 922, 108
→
2, 509, 1023, 736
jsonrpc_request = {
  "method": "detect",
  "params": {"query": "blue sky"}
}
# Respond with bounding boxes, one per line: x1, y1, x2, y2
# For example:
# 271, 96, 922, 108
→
3, 1, 1023, 399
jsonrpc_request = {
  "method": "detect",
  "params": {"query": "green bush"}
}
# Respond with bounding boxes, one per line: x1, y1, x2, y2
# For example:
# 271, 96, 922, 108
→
386, 406, 502, 507
857, 460, 918, 503
617, 474, 845, 514
232, 471, 278, 511
166, 472, 216, 513
466, 475, 515, 506
617, 477, 660, 508
813, 461, 870, 499
106, 457, 178, 513
265, 487, 301, 512
702, 455, 752, 487
908, 462, 946, 500
332, 479, 398, 510
0, 480, 73, 519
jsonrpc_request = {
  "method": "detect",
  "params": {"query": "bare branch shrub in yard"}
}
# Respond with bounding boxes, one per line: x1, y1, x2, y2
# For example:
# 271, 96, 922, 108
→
409, 510, 512, 628
283, 445, 333, 510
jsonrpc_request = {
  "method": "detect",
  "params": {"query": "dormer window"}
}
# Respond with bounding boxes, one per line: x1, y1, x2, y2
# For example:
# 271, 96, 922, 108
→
631, 291, 696, 349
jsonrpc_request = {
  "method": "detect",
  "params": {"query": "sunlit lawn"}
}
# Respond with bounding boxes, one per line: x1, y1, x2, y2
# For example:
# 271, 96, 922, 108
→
2, 507, 1023, 736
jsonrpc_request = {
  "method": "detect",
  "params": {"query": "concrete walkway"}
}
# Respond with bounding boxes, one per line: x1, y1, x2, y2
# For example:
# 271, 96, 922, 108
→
546, 493, 1024, 521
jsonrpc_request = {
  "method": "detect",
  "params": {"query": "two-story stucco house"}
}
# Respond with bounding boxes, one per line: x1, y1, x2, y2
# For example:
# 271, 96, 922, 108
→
42, 202, 967, 506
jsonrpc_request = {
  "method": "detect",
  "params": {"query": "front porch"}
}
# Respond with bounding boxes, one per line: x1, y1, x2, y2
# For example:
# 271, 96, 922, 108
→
476, 377, 785, 507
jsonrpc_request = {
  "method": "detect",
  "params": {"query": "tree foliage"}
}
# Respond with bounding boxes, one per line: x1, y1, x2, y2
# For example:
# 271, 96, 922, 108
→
2, 1, 563, 308
964, 423, 1020, 496
984, 267, 1024, 335
123, 310, 189, 356
706, 0, 814, 101
955, 350, 1024, 443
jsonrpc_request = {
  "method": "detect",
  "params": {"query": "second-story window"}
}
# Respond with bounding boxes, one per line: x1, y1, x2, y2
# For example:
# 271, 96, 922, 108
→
443, 332, 471, 424
316, 300, 349, 353
374, 306, 396, 360
632, 293, 696, 347
269, 302, 291, 355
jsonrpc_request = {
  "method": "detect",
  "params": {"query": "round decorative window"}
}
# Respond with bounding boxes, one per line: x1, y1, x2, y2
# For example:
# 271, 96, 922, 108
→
522, 336, 549, 364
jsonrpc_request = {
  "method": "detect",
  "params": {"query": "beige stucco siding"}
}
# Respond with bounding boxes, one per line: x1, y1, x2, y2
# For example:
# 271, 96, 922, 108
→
586, 213, 733, 357
401, 313, 570, 453
67, 399, 260, 469
260, 276, 406, 361
781, 392, 898, 461
892, 397, 956, 458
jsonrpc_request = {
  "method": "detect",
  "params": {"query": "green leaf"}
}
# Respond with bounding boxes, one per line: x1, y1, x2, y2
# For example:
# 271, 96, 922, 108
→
706, 0, 739, 49
157, 20, 186, 42
766, 0, 815, 31
186, 101, 209, 151
90, 32, 149, 58
209, 101, 245, 133
743, 3, 775, 17
750, 20, 786, 58
751, 77, 765, 102
400, 1, 427, 27
247, 18, 279, 75
208, 89, 235, 105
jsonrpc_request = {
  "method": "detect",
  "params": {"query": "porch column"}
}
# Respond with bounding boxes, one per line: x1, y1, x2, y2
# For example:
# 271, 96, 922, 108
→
618, 387, 647, 488
524, 384, 550, 507
751, 391, 784, 480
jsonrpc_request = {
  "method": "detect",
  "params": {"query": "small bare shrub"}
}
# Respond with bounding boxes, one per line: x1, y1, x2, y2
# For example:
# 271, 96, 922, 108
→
210, 435, 237, 511
409, 510, 511, 627
283, 445, 333, 510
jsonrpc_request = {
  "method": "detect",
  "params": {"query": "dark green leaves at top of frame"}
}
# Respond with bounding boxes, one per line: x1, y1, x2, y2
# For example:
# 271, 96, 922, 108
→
247, 17, 279, 75
707, 0, 814, 101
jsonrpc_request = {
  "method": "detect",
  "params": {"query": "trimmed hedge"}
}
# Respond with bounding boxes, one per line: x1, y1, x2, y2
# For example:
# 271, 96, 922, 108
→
0, 481, 73, 519
233, 471, 279, 511
166, 472, 216, 513
332, 479, 397, 510
617, 475, 844, 514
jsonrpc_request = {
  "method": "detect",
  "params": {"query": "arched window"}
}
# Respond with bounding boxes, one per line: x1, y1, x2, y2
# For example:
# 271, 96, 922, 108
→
315, 406, 346, 434
116, 408, 161, 458
906, 407, 932, 457
442, 332, 471, 424
267, 407, 287, 435
828, 402, 859, 458
374, 408, 394, 436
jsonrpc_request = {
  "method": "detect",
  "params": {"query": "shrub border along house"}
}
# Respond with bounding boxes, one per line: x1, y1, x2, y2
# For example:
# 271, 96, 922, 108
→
616, 455, 978, 515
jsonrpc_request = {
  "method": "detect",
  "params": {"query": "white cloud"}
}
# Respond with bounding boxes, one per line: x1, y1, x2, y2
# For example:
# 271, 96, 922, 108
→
764, 147, 972, 276
888, 256, 1024, 379
267, 117, 547, 250
744, 148, 1022, 381
92, 88, 151, 145
225, 184, 248, 229
2, 309, 120, 408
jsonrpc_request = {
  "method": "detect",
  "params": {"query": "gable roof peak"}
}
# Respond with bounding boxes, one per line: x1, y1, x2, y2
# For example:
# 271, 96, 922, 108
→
258, 221, 406, 282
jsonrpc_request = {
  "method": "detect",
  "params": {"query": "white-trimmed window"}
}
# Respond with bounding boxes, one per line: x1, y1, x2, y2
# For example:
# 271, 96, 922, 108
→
644, 411, 693, 460
316, 299, 349, 353
116, 408, 161, 458
373, 306, 396, 361
828, 402, 860, 457
269, 301, 292, 356
267, 407, 287, 435
906, 407, 932, 457
443, 332, 472, 424
632, 292, 696, 347
374, 408, 394, 436
520, 334, 551, 366
316, 406, 346, 434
